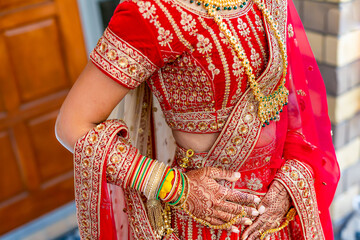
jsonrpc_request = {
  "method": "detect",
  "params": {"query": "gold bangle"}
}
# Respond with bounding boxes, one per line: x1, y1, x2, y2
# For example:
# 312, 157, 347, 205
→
260, 208, 297, 240
146, 162, 165, 199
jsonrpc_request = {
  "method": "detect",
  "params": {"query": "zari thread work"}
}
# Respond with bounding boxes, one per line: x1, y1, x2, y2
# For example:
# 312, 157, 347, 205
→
186, 0, 289, 126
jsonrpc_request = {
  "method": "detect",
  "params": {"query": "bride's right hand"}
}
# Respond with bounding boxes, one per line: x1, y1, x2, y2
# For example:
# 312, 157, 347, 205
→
184, 167, 261, 233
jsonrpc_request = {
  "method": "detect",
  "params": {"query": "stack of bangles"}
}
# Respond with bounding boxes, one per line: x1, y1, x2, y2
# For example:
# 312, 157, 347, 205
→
122, 155, 297, 234
124, 154, 189, 207
157, 168, 190, 207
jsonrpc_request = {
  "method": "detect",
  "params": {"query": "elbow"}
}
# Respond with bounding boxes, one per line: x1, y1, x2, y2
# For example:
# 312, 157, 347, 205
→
55, 113, 75, 153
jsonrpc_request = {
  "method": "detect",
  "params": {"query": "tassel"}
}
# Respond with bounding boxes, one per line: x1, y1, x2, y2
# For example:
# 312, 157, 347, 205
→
146, 198, 165, 239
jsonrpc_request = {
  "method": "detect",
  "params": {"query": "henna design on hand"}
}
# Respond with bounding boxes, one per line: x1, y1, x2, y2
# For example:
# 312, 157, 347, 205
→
183, 167, 260, 231
241, 180, 291, 240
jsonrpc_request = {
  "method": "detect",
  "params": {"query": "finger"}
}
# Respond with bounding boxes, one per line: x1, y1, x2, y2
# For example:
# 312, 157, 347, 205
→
246, 230, 261, 240
226, 189, 261, 205
204, 216, 225, 226
233, 217, 253, 226
204, 216, 240, 233
212, 209, 236, 222
247, 220, 276, 240
204, 167, 240, 182
258, 205, 266, 214
258, 221, 279, 240
216, 201, 259, 217
241, 216, 267, 240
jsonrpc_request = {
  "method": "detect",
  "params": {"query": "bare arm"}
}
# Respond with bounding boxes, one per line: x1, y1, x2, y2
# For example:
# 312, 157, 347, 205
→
55, 61, 130, 152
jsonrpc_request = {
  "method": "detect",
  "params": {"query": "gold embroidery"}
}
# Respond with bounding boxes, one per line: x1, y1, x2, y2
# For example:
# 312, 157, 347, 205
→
198, 17, 230, 108
288, 24, 294, 38
275, 160, 325, 240
136, 0, 174, 47
246, 13, 267, 67
246, 173, 263, 190
90, 28, 158, 89
180, 11, 198, 35
297, 89, 306, 96
153, 0, 194, 52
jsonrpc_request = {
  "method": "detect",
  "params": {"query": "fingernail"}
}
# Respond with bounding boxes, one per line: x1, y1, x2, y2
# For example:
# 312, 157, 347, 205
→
258, 205, 266, 214
231, 226, 240, 233
245, 219, 252, 225
252, 210, 259, 216
242, 235, 248, 240
234, 172, 241, 179
254, 197, 261, 204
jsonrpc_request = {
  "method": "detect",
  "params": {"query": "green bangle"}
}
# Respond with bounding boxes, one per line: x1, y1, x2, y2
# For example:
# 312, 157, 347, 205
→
156, 169, 173, 200
131, 156, 146, 189
136, 157, 151, 191
169, 172, 185, 206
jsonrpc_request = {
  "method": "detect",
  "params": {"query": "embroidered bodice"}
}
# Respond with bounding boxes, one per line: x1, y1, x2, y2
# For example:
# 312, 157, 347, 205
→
91, 0, 287, 133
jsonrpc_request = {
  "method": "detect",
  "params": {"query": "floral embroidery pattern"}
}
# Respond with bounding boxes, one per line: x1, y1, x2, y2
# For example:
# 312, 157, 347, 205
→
297, 89, 306, 96
158, 27, 173, 46
288, 24, 294, 38
254, 9, 265, 32
246, 173, 263, 190
232, 55, 245, 77
137, 0, 174, 47
180, 12, 198, 35
196, 34, 213, 54
237, 18, 251, 40
250, 48, 262, 67
138, 1, 156, 18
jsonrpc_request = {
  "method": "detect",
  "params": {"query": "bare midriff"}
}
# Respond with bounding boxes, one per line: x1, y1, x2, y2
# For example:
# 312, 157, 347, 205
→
172, 130, 220, 153
172, 121, 276, 153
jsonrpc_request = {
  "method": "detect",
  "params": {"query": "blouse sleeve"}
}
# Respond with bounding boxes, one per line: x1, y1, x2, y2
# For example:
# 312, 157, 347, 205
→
90, 1, 164, 89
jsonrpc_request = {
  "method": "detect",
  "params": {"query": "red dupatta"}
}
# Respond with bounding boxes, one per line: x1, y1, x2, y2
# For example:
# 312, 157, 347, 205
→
284, 0, 340, 238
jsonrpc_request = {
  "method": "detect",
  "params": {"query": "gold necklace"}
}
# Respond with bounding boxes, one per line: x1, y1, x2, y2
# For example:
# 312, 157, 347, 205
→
190, 0, 250, 10
189, 0, 289, 126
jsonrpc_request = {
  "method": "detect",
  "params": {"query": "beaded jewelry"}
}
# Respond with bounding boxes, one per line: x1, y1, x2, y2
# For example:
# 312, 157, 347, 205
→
187, 0, 289, 126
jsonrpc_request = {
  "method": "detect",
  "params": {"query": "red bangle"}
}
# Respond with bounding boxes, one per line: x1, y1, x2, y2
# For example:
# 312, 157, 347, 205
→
126, 154, 142, 188
139, 159, 155, 192
166, 169, 182, 203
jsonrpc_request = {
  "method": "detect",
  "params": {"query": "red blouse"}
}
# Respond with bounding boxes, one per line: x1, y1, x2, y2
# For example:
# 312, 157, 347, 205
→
90, 0, 271, 133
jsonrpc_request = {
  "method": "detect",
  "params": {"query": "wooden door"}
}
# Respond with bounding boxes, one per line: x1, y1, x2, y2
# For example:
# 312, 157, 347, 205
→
0, 0, 87, 234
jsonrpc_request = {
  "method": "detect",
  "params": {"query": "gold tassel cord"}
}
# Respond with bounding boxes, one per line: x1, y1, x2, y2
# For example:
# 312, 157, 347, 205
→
146, 199, 166, 239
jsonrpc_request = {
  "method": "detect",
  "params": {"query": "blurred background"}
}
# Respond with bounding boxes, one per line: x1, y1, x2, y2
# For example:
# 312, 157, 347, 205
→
0, 0, 359, 239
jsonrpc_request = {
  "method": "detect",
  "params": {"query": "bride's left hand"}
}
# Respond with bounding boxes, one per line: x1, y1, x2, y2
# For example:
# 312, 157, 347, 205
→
241, 180, 291, 240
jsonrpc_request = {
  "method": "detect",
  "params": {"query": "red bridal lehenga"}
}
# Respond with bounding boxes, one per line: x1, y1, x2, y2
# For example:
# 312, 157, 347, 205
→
73, 0, 340, 239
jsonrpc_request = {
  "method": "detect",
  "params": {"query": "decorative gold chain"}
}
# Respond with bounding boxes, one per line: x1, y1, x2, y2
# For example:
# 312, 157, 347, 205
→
190, 0, 250, 10
179, 204, 247, 230
188, 0, 289, 126
260, 208, 297, 239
